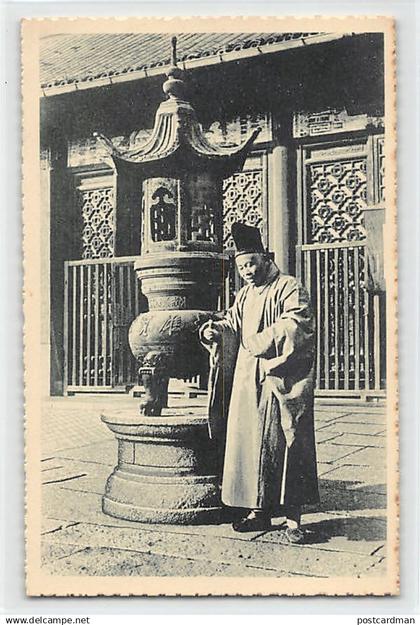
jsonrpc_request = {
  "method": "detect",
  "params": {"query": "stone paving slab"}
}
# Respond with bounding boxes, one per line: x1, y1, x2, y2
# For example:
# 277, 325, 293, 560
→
339, 447, 386, 467
314, 411, 354, 423
41, 459, 67, 472
41, 456, 110, 482
42, 407, 113, 456
315, 443, 365, 464
53, 441, 117, 466
315, 462, 335, 476
42, 545, 294, 577
42, 521, 382, 578
41, 541, 85, 565
330, 433, 386, 448
319, 464, 386, 487
59, 475, 108, 497
41, 518, 79, 535
317, 423, 385, 436
362, 557, 387, 577
315, 404, 385, 414
40, 458, 110, 488
305, 507, 386, 521
47, 465, 109, 497
314, 430, 342, 444
335, 413, 386, 425
41, 466, 90, 486
43, 486, 143, 530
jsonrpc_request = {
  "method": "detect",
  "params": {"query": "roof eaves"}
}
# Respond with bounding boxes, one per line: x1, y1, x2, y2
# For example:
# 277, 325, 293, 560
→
40, 32, 350, 98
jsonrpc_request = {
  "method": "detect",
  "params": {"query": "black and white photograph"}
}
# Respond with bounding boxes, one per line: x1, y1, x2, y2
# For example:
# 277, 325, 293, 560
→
22, 16, 398, 596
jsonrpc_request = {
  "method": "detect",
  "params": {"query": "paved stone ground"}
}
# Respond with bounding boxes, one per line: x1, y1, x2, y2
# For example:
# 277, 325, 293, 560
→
40, 394, 387, 578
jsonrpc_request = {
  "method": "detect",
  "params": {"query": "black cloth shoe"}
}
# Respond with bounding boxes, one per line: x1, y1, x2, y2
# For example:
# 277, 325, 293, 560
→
232, 512, 272, 533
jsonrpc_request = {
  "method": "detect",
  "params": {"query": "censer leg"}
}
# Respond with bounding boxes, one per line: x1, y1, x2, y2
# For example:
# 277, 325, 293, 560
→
139, 367, 169, 416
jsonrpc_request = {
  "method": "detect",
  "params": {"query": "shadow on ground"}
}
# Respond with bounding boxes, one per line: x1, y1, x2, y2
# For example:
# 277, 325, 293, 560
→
308, 479, 386, 513
301, 515, 386, 545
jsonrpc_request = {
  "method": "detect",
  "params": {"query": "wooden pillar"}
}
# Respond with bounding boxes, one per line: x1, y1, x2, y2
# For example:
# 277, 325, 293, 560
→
364, 205, 385, 293
49, 132, 71, 396
364, 203, 386, 390
364, 132, 386, 390
268, 114, 294, 274
269, 145, 289, 272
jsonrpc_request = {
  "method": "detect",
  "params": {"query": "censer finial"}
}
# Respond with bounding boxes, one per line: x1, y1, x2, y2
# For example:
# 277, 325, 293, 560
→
171, 36, 178, 66
163, 35, 186, 100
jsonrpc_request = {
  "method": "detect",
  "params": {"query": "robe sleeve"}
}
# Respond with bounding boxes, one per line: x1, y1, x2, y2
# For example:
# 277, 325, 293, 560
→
244, 278, 314, 375
199, 286, 246, 345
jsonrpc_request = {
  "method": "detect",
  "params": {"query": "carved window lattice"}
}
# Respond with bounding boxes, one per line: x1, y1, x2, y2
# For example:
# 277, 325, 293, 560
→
301, 147, 385, 392
309, 159, 368, 244
81, 187, 115, 259
222, 170, 264, 250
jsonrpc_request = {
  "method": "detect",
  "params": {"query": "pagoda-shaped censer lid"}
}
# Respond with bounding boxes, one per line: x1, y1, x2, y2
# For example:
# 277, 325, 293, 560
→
96, 37, 260, 178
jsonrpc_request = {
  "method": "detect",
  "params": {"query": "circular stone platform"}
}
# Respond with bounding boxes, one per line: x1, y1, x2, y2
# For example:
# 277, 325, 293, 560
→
101, 408, 222, 524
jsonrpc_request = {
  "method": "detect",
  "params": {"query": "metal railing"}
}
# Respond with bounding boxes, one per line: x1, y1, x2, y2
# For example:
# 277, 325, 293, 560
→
64, 249, 385, 398
63, 256, 145, 393
301, 241, 385, 397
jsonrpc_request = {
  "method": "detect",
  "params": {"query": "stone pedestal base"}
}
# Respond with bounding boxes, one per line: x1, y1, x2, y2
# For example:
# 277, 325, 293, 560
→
101, 409, 222, 524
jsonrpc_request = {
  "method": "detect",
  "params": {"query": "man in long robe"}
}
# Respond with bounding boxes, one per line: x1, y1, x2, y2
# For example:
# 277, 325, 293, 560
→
200, 223, 319, 543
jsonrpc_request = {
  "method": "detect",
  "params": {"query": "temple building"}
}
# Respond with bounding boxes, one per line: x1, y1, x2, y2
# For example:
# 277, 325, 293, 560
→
40, 31, 386, 400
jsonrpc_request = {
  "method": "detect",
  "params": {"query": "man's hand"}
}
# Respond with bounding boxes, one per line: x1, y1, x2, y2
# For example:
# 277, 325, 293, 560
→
201, 320, 221, 343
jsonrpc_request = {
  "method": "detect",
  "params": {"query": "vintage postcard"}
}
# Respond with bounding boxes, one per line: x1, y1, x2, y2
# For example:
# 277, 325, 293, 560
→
23, 15, 398, 596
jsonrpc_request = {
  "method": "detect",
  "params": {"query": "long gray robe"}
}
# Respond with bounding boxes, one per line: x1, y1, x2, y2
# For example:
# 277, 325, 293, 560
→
202, 263, 319, 512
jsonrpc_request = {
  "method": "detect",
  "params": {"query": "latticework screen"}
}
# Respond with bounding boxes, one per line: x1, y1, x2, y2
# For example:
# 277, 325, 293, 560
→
80, 187, 115, 259
222, 169, 264, 250
309, 158, 368, 244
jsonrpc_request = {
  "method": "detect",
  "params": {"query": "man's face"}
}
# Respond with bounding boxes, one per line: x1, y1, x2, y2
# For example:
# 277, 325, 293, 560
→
235, 253, 269, 287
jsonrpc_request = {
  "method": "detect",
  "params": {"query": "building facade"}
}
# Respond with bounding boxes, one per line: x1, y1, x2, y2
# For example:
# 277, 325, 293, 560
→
40, 32, 386, 399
